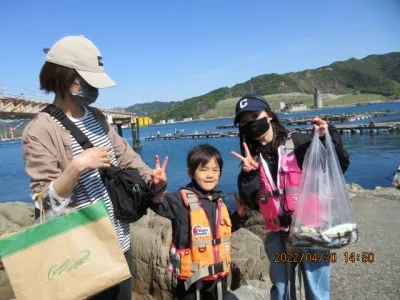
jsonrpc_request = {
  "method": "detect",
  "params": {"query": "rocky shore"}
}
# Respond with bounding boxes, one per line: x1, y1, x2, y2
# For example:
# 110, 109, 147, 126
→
1, 184, 399, 300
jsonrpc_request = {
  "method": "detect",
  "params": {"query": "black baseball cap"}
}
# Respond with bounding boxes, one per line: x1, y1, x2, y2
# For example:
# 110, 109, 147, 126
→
234, 94, 271, 125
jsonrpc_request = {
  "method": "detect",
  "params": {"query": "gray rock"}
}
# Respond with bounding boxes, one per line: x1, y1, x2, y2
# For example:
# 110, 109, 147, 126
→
0, 202, 34, 235
346, 183, 364, 193
369, 187, 400, 201
225, 282, 269, 300
0, 216, 20, 236
131, 210, 173, 300
242, 210, 265, 240
131, 292, 155, 300
229, 228, 269, 288
0, 269, 13, 300
0, 202, 34, 300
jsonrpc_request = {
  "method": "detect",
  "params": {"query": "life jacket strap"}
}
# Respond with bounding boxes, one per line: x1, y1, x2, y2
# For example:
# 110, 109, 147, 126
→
196, 281, 202, 300
184, 261, 228, 290
186, 192, 198, 204
260, 187, 299, 199
180, 189, 202, 210
180, 189, 224, 211
191, 237, 231, 247
217, 279, 223, 300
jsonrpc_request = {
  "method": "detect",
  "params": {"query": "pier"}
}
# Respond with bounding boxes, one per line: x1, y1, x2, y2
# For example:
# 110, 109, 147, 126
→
0, 91, 142, 148
280, 110, 398, 126
216, 110, 400, 129
296, 122, 400, 135
146, 122, 400, 141
145, 131, 238, 141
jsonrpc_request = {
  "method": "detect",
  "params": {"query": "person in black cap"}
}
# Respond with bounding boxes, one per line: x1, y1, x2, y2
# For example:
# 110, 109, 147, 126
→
230, 94, 350, 300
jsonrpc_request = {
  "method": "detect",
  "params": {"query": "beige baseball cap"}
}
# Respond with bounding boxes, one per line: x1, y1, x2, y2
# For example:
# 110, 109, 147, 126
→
45, 35, 116, 88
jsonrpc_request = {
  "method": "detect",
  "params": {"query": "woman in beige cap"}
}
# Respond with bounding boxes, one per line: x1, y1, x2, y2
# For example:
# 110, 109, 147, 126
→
21, 35, 167, 300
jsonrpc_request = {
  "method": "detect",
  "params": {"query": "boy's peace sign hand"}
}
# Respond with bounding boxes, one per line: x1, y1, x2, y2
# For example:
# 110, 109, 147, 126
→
230, 143, 259, 172
150, 155, 168, 187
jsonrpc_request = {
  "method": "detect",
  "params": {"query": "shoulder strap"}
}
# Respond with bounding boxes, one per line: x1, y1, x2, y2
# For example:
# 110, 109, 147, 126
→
42, 104, 93, 150
282, 132, 295, 154
179, 189, 200, 208
285, 137, 294, 152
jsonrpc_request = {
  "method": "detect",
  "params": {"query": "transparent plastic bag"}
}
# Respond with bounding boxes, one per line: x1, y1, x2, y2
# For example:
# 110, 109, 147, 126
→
288, 127, 359, 249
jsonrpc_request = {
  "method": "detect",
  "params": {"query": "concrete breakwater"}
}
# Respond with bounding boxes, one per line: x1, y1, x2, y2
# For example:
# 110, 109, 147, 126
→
293, 122, 400, 135
281, 110, 400, 126
1, 185, 400, 300
146, 121, 400, 141
217, 110, 400, 129
145, 131, 238, 140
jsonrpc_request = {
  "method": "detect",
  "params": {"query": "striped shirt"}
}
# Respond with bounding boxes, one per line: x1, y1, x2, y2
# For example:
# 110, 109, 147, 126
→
52, 107, 131, 252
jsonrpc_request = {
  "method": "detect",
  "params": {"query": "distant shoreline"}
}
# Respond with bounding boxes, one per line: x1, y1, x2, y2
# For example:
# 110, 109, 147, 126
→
148, 99, 400, 127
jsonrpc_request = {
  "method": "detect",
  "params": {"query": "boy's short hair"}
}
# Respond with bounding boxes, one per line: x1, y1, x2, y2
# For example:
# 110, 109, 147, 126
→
39, 62, 78, 98
187, 144, 223, 176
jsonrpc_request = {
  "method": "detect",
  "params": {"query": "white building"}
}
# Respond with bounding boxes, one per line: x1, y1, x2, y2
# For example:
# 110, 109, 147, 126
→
106, 114, 113, 124
289, 104, 308, 112
281, 103, 308, 113
167, 119, 175, 124
183, 117, 192, 122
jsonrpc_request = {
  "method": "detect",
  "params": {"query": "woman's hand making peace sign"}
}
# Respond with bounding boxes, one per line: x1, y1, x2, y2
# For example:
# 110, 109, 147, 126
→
230, 143, 259, 172
151, 155, 168, 188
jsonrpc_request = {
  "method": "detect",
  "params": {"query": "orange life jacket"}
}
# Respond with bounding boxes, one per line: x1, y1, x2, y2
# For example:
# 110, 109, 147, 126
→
168, 189, 232, 290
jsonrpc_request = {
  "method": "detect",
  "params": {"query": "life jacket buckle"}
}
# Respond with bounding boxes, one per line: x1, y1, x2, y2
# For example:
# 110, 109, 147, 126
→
260, 196, 267, 204
212, 238, 221, 245
220, 218, 226, 225
272, 190, 280, 197
199, 246, 206, 252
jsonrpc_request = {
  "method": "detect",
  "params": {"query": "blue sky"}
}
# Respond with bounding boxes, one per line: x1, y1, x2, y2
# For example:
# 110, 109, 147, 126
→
1, 0, 400, 108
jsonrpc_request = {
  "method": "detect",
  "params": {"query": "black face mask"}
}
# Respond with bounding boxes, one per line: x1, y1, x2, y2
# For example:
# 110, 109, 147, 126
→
70, 80, 99, 107
241, 117, 270, 139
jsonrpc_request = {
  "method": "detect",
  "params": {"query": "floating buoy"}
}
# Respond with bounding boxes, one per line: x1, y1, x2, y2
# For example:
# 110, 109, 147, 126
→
393, 165, 400, 189
8, 125, 15, 140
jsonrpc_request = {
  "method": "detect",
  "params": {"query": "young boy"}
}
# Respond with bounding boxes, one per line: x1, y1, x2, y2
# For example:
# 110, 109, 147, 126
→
150, 144, 247, 300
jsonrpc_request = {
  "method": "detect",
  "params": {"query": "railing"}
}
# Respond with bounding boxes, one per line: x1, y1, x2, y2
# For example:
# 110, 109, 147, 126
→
0, 84, 137, 119
0, 85, 52, 103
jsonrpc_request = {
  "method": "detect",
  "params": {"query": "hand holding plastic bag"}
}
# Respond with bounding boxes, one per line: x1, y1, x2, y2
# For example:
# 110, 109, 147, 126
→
288, 127, 359, 249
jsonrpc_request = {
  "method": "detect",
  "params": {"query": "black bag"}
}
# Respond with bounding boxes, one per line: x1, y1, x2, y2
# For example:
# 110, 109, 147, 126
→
100, 164, 151, 223
42, 104, 152, 223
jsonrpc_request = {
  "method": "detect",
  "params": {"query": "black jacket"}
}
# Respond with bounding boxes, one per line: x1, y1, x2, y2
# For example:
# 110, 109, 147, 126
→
149, 182, 248, 249
238, 124, 350, 211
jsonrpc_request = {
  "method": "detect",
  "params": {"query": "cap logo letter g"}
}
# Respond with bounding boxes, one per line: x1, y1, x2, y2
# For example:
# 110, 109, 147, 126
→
240, 99, 248, 109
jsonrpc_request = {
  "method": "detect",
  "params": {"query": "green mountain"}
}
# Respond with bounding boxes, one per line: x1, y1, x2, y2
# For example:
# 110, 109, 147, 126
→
147, 52, 400, 122
125, 101, 179, 115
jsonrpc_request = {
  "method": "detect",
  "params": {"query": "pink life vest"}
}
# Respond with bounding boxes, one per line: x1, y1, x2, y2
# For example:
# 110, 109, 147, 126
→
258, 137, 301, 232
